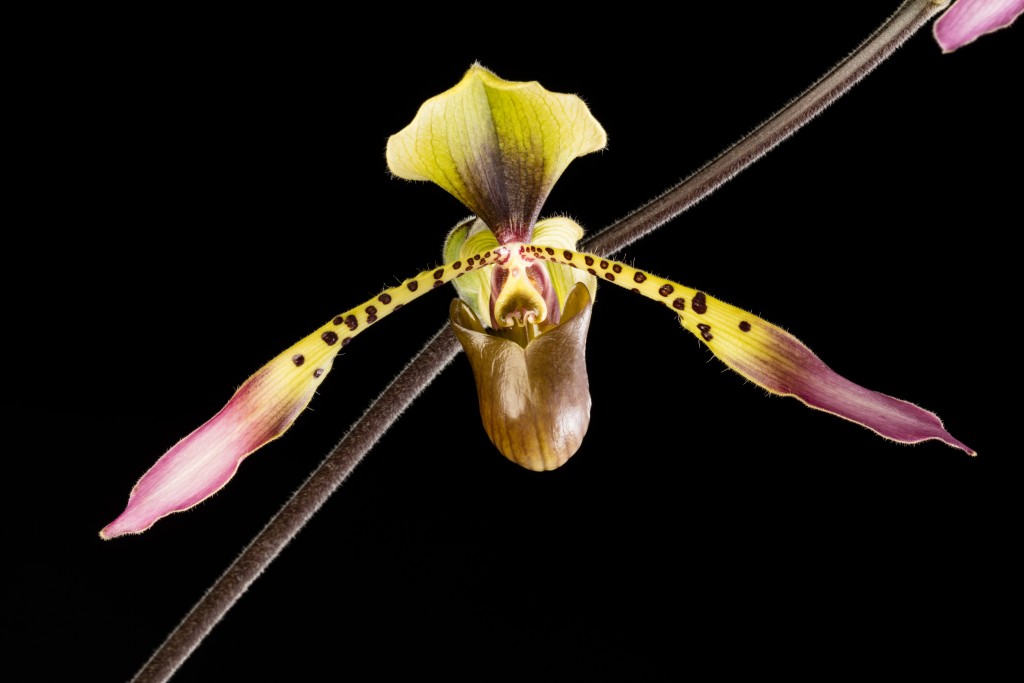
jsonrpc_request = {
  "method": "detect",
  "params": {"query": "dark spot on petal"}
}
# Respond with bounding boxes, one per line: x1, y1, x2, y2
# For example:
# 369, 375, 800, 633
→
631, 288, 639, 293
588, 268, 597, 276
321, 331, 339, 345
634, 272, 647, 284
604, 273, 615, 281
378, 293, 392, 305
433, 280, 444, 288
659, 284, 674, 297
466, 265, 474, 271
563, 250, 573, 260
600, 260, 608, 269
453, 261, 462, 270
692, 292, 708, 314
484, 251, 491, 259
584, 256, 594, 266
697, 323, 713, 341
407, 280, 418, 292
545, 247, 554, 255
367, 314, 378, 324
739, 321, 752, 332
612, 264, 622, 274
342, 337, 352, 346
332, 316, 344, 325
394, 304, 404, 311
345, 315, 358, 330
433, 268, 444, 280
313, 368, 324, 378
292, 354, 305, 366
365, 306, 377, 316
672, 298, 685, 310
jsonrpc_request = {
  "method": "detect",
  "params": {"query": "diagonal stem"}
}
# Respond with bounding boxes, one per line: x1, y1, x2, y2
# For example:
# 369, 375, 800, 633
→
585, 0, 950, 256
129, 2, 949, 681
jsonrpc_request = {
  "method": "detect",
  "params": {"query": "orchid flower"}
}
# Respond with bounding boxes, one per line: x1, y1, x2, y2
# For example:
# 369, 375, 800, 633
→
101, 63, 974, 540
933, 0, 1023, 51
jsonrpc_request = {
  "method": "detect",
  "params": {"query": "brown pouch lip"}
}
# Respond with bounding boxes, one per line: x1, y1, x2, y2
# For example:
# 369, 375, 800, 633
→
450, 283, 594, 471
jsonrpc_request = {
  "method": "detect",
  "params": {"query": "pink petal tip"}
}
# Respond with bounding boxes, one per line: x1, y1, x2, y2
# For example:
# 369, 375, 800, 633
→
101, 366, 316, 539
934, 0, 1023, 52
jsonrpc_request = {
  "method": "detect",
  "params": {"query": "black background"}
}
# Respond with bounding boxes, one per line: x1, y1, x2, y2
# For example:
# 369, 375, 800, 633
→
10, 5, 1019, 681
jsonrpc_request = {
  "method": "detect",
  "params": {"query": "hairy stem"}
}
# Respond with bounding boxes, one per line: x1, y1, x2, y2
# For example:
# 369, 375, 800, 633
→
585, 0, 949, 255
129, 2, 948, 680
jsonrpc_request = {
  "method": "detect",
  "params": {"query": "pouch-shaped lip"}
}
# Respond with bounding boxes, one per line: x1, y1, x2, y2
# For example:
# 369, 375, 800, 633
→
450, 283, 594, 471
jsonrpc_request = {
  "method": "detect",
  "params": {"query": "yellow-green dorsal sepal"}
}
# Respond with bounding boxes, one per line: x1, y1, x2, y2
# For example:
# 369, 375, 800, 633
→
386, 63, 607, 244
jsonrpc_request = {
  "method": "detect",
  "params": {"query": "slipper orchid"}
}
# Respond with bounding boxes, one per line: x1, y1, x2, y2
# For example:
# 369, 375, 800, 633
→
101, 63, 973, 540
934, 0, 1023, 52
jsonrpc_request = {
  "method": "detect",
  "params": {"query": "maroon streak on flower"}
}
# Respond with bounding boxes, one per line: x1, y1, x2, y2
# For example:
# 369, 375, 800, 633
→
934, 0, 1023, 52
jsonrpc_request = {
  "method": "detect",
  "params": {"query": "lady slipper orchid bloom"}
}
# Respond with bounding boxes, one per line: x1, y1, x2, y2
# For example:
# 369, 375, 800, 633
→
101, 64, 974, 540
934, 0, 1023, 52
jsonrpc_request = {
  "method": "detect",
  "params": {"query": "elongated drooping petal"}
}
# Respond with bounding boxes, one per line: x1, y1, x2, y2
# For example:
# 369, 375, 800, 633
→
450, 283, 594, 471
102, 250, 505, 538
386, 64, 607, 244
527, 245, 974, 456
100, 339, 333, 539
934, 0, 1023, 52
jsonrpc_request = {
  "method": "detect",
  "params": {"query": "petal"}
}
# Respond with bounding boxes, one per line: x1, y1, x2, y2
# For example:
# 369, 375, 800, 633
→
529, 246, 975, 456
386, 63, 607, 243
450, 283, 594, 471
934, 0, 1023, 52
100, 329, 340, 539
102, 248, 508, 537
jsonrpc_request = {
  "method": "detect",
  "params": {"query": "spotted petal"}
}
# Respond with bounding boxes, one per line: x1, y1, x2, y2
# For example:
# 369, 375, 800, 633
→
934, 0, 1023, 52
386, 64, 607, 244
101, 329, 339, 539
529, 246, 975, 456
102, 249, 506, 537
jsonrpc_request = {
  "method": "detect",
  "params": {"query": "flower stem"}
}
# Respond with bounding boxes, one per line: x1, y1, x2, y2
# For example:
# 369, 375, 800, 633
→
128, 2, 948, 680
585, 0, 950, 255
